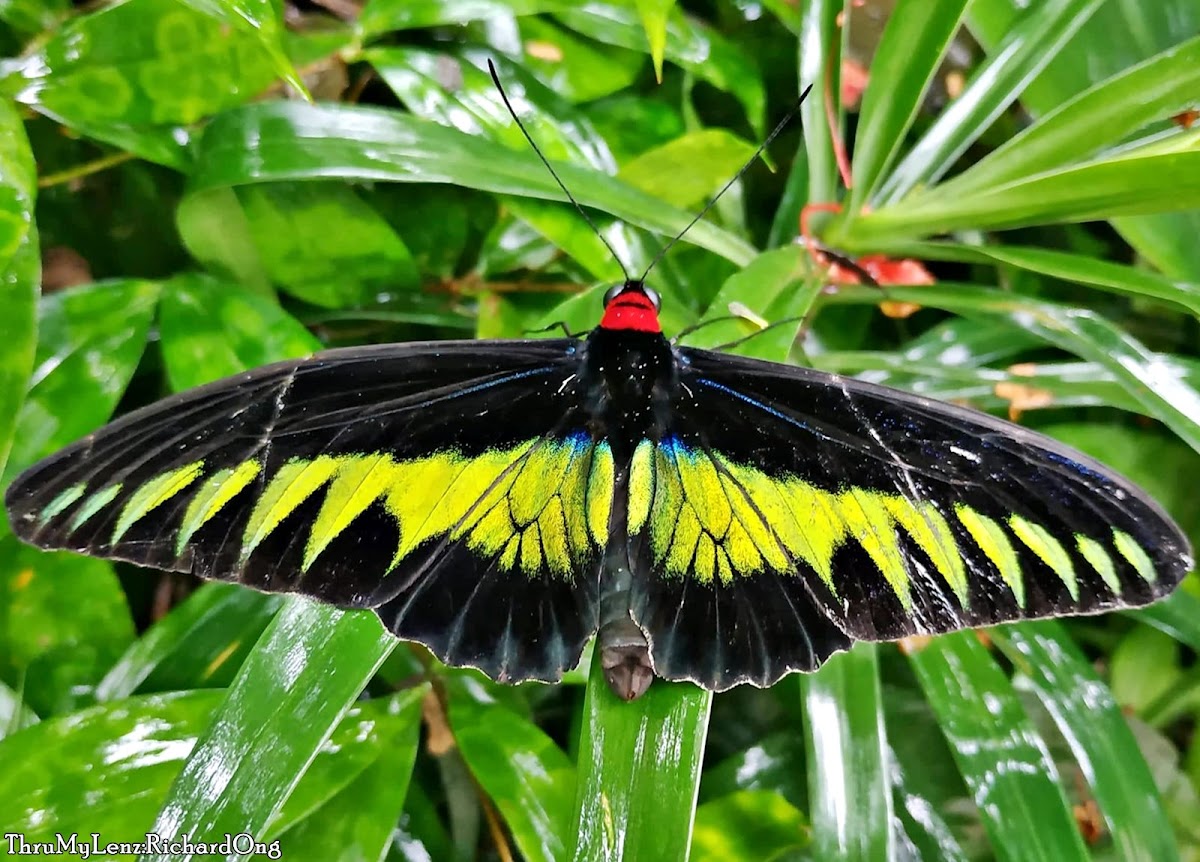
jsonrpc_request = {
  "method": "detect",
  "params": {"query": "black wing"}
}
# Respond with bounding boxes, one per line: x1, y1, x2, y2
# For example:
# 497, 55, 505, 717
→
624, 347, 1192, 690
5, 339, 611, 683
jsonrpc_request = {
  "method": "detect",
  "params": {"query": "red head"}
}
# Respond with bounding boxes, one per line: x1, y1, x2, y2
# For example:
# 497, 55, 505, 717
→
599, 281, 662, 334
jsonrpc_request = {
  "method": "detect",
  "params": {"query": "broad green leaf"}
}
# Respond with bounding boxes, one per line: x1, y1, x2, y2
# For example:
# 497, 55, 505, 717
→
357, 0, 765, 133
969, 0, 1200, 281
1108, 624, 1182, 715
800, 645, 893, 862
905, 241, 1200, 317
358, 0, 545, 36
143, 603, 395, 859
3, 0, 280, 127
699, 732, 807, 807
876, 0, 1104, 204
237, 179, 423, 309
449, 679, 575, 862
0, 688, 419, 846
908, 632, 1090, 862
994, 623, 1178, 861
272, 688, 424, 859
520, 16, 643, 103
178, 0, 310, 100
371, 48, 635, 282
850, 0, 971, 210
937, 35, 1200, 198
176, 187, 272, 294
264, 688, 426, 839
187, 102, 757, 266
1134, 590, 1200, 654
847, 150, 1200, 245
0, 690, 223, 840
823, 284, 1200, 453
680, 244, 816, 361
884, 685, 978, 860
616, 130, 757, 210
96, 584, 282, 701
0, 0, 69, 36
635, 0, 674, 81
0, 537, 134, 717
159, 273, 320, 391
551, 2, 766, 136
0, 98, 37, 484
571, 647, 711, 861
690, 790, 808, 861
2, 279, 160, 487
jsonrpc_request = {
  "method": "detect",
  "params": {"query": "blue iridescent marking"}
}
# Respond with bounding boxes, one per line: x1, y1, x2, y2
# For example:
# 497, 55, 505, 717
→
696, 378, 814, 433
1044, 450, 1109, 484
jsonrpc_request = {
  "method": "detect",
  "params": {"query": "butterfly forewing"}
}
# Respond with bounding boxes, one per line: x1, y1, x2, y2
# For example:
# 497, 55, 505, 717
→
4, 339, 610, 682
623, 348, 1192, 691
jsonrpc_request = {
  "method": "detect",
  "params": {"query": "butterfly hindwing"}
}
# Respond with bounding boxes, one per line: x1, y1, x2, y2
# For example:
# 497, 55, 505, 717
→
625, 347, 1191, 691
5, 339, 609, 682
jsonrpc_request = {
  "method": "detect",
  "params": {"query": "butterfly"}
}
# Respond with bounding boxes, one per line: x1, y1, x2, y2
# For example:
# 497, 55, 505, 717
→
4, 61, 1193, 700
3, 274, 1192, 699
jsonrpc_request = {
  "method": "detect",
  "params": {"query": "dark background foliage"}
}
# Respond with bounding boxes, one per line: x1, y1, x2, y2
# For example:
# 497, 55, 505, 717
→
1, 0, 1199, 860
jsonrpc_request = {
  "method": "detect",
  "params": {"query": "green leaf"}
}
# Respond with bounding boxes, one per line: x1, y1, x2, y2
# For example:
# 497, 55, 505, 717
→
143, 604, 395, 858
449, 679, 575, 862
800, 645, 893, 861
358, 0, 544, 37
680, 244, 816, 360
969, 0, 1200, 281
936, 35, 1200, 198
799, 0, 843, 209
846, 150, 1200, 244
551, 2, 766, 136
0, 0, 69, 36
907, 241, 1200, 317
849, 0, 972, 210
2, 279, 160, 487
265, 688, 426, 839
908, 632, 1090, 862
875, 0, 1105, 204
0, 537, 134, 717
616, 130, 757, 210
160, 273, 320, 391
1108, 624, 1183, 715
272, 688, 424, 859
4, 0, 280, 127
520, 17, 643, 103
691, 790, 808, 861
187, 102, 757, 266
1134, 590, 1200, 655
0, 687, 420, 847
635, 0, 674, 81
175, 186, 272, 294
0, 98, 37, 484
96, 584, 282, 701
178, 0, 311, 100
571, 646, 711, 861
993, 622, 1178, 861
0, 690, 223, 840
825, 283, 1200, 453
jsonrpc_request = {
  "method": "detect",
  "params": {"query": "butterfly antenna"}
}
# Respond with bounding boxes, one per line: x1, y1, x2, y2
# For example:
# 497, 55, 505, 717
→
640, 84, 814, 282
488, 59, 631, 281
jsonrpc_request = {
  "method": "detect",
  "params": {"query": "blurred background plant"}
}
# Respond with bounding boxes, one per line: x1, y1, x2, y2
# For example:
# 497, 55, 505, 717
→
1, 0, 1199, 860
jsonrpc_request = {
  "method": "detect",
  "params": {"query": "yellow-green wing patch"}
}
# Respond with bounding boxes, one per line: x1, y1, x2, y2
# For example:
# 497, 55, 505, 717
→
628, 436, 1165, 617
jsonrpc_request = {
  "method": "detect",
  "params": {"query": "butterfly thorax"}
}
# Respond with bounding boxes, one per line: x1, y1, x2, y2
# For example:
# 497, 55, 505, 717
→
579, 326, 676, 460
